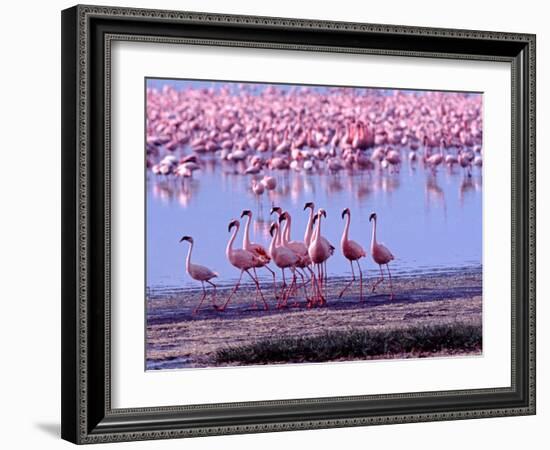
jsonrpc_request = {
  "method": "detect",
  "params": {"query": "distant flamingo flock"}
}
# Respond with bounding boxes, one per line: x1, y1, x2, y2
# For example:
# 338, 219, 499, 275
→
147, 84, 482, 187
180, 206, 394, 313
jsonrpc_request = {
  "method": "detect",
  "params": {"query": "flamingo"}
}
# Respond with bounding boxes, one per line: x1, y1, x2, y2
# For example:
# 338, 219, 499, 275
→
303, 202, 316, 247
338, 209, 367, 301
369, 213, 395, 300
179, 236, 218, 313
279, 211, 308, 256
278, 212, 313, 304
240, 210, 278, 300
251, 179, 265, 209
308, 209, 332, 305
385, 147, 402, 171
217, 219, 268, 311
304, 202, 335, 300
261, 175, 277, 191
269, 222, 303, 308
425, 139, 444, 172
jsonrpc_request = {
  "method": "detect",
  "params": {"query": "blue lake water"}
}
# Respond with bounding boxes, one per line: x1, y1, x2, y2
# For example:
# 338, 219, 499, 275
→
146, 158, 482, 291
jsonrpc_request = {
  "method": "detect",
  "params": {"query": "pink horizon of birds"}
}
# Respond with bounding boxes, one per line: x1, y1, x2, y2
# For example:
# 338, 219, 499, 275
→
147, 84, 482, 192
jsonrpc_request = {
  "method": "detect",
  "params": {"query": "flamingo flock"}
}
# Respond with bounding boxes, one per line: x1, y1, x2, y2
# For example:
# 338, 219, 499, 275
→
147, 84, 483, 189
180, 206, 395, 313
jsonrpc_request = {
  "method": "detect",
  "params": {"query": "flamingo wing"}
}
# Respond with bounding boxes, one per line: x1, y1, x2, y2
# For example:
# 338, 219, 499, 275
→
232, 249, 260, 269
346, 240, 367, 259
321, 236, 335, 255
287, 240, 308, 256
378, 243, 395, 262
189, 263, 218, 281
250, 243, 271, 261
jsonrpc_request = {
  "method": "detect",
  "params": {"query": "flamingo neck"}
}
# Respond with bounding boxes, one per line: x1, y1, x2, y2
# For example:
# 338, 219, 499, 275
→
243, 214, 252, 249
269, 225, 279, 255
313, 213, 322, 243
283, 214, 292, 243
342, 213, 351, 245
275, 218, 283, 247
370, 218, 378, 252
304, 208, 314, 246
186, 241, 193, 272
226, 225, 238, 258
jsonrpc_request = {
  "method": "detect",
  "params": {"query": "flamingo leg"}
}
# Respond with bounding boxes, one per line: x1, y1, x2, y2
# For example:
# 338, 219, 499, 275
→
371, 264, 385, 293
263, 265, 278, 301
304, 265, 316, 305
193, 281, 208, 314
282, 268, 298, 308
338, 260, 356, 299
308, 265, 318, 306
356, 260, 364, 302
295, 268, 310, 287
386, 264, 394, 300
278, 269, 292, 308
316, 264, 325, 306
292, 268, 307, 307
323, 261, 328, 298
245, 269, 269, 310
251, 268, 260, 309
219, 270, 244, 311
205, 280, 217, 308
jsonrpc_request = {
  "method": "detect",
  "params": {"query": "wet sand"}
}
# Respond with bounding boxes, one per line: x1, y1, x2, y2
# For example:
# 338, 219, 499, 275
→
146, 268, 482, 369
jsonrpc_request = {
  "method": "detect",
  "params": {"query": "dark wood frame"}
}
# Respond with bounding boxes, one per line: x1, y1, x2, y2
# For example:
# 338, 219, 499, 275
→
61, 4, 536, 444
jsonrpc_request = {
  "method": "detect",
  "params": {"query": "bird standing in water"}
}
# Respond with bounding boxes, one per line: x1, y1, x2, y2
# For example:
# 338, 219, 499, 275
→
369, 213, 395, 300
339, 208, 367, 301
179, 236, 218, 313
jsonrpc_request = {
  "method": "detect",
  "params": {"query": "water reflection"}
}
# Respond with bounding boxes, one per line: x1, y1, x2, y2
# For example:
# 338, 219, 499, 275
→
147, 155, 482, 289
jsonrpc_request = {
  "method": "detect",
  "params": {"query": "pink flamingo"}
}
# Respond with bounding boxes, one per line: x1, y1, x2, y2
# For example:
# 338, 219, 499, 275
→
261, 175, 277, 191
217, 219, 268, 311
279, 211, 308, 257
179, 236, 219, 313
303, 202, 316, 248
369, 213, 395, 300
251, 179, 265, 209
425, 139, 444, 172
277, 212, 313, 305
269, 222, 303, 308
338, 209, 367, 301
269, 206, 288, 287
304, 202, 335, 300
385, 147, 402, 171
240, 210, 278, 299
308, 209, 332, 305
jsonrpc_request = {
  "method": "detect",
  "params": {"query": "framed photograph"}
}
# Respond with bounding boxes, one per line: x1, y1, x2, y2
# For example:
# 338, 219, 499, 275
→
61, 4, 536, 444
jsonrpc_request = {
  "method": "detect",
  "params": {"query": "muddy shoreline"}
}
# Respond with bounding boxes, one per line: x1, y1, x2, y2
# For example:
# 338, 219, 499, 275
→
146, 267, 482, 369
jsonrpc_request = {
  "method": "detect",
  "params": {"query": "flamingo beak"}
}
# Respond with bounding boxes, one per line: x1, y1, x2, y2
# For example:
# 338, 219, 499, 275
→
341, 208, 348, 219
269, 223, 276, 236
303, 202, 313, 210
179, 235, 191, 243
321, 210, 327, 218
369, 213, 376, 222
240, 210, 250, 218
278, 213, 286, 224
270, 206, 280, 216
228, 221, 237, 232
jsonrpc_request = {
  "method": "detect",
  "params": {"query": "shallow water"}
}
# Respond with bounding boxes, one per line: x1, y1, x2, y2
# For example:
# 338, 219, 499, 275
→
146, 156, 482, 291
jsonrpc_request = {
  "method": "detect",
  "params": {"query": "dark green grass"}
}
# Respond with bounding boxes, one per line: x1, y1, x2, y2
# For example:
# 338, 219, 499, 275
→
215, 323, 482, 365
